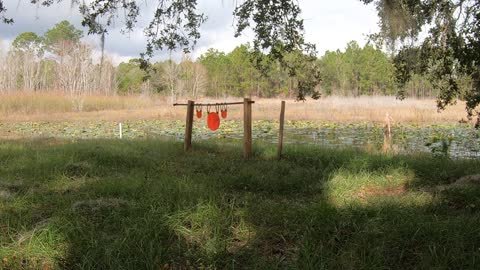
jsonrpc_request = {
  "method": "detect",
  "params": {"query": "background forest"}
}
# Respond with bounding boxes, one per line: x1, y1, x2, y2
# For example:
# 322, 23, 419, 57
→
0, 20, 471, 102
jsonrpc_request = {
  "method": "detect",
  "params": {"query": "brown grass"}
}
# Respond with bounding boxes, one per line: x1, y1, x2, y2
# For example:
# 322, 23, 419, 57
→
356, 185, 407, 202
0, 93, 474, 124
255, 96, 472, 124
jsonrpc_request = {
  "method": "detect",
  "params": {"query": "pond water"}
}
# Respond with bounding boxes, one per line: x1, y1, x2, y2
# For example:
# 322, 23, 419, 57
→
1, 120, 479, 159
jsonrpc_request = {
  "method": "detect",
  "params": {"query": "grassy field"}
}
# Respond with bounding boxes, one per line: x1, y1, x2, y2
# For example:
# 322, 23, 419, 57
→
0, 93, 476, 124
1, 138, 480, 269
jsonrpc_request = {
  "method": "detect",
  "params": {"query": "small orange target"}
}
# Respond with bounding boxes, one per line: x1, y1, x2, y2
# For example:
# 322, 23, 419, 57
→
221, 104, 227, 119
196, 106, 202, 118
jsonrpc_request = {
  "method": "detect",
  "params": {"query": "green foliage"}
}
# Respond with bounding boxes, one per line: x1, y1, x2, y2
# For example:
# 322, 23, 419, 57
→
79, 0, 205, 56
196, 43, 321, 98
116, 59, 148, 94
198, 49, 231, 97
227, 44, 260, 97
11, 32, 43, 54
43, 20, 83, 53
362, 0, 480, 116
281, 49, 321, 99
319, 41, 395, 96
0, 1, 11, 23
199, 45, 265, 97
233, 0, 314, 59
425, 133, 454, 158
148, 62, 168, 93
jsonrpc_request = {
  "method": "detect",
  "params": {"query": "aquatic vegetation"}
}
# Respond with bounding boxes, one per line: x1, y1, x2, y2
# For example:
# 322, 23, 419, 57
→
1, 120, 479, 158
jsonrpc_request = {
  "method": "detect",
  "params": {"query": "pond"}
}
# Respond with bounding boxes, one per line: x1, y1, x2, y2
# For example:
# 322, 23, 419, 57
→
1, 120, 479, 159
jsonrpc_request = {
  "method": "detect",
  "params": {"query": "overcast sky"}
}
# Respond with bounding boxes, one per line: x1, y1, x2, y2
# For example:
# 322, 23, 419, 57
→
0, 0, 379, 64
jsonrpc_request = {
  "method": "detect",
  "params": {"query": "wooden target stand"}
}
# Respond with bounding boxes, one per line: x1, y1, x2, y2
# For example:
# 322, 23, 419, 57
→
174, 98, 255, 159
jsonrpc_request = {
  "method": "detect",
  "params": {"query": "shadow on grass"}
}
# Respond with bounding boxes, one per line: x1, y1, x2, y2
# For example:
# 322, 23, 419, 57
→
0, 138, 480, 269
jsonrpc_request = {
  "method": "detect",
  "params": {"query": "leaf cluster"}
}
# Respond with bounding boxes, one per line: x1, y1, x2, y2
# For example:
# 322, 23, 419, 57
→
362, 0, 480, 116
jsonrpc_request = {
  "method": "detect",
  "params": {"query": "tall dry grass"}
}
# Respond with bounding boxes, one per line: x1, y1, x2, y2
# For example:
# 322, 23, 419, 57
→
0, 93, 474, 124
255, 96, 472, 124
0, 92, 161, 114
198, 96, 472, 124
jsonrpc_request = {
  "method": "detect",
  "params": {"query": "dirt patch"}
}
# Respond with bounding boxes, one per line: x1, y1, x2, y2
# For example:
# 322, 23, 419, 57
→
356, 185, 406, 201
436, 174, 480, 191
0, 179, 24, 190
226, 224, 256, 254
0, 179, 25, 199
32, 137, 70, 146
64, 161, 93, 178
0, 190, 13, 200
258, 237, 299, 262
453, 174, 480, 185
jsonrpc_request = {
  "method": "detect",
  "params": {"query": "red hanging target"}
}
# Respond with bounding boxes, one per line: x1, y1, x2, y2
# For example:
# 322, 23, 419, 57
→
206, 105, 220, 131
221, 104, 228, 119
196, 106, 202, 118
207, 112, 220, 131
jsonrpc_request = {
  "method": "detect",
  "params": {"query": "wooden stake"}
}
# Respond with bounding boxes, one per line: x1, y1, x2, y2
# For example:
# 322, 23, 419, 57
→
278, 101, 286, 160
118, 122, 123, 139
243, 98, 252, 159
475, 113, 480, 129
185, 100, 194, 151
383, 113, 392, 154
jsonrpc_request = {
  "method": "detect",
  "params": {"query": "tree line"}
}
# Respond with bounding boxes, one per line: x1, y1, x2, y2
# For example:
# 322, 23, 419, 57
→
1, 20, 466, 100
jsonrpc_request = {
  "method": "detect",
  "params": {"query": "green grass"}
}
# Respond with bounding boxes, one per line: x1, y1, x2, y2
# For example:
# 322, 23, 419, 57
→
1, 138, 480, 269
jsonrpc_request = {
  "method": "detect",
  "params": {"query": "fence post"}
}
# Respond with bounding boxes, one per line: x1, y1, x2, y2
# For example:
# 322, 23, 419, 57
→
243, 98, 252, 159
185, 100, 195, 151
118, 122, 123, 139
383, 113, 392, 154
278, 101, 286, 160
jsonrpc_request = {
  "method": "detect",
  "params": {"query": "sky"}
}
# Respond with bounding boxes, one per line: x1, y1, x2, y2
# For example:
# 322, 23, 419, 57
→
0, 0, 380, 64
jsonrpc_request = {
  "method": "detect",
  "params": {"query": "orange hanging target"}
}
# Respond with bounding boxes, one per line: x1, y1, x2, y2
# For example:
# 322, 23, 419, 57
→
206, 105, 220, 131
196, 105, 202, 118
207, 112, 220, 131
221, 104, 228, 119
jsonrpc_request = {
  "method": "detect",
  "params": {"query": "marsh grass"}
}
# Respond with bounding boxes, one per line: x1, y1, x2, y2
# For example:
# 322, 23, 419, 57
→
0, 93, 474, 124
0, 92, 161, 116
0, 139, 480, 269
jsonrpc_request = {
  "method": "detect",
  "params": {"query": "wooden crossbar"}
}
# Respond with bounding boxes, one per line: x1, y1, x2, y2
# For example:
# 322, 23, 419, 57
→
173, 101, 254, 106
178, 98, 254, 159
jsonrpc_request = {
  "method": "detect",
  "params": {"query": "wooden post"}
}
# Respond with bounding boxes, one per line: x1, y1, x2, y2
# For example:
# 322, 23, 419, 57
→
243, 98, 252, 159
383, 113, 392, 154
277, 101, 286, 160
475, 112, 480, 129
184, 100, 194, 151
118, 122, 123, 139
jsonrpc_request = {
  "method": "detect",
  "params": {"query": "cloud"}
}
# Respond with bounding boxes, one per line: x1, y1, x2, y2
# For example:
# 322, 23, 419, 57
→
0, 0, 83, 38
301, 0, 379, 53
0, 0, 380, 63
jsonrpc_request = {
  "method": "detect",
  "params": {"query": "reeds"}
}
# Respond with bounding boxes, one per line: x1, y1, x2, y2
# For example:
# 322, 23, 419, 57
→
0, 93, 473, 124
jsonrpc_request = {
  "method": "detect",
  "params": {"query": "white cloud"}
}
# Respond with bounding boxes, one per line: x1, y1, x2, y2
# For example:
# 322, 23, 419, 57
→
0, 0, 380, 62
0, 37, 11, 54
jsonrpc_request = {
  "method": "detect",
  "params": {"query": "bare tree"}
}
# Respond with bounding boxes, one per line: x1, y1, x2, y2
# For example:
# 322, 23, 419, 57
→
162, 59, 180, 103
191, 62, 207, 99
0, 52, 21, 92
179, 55, 207, 99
